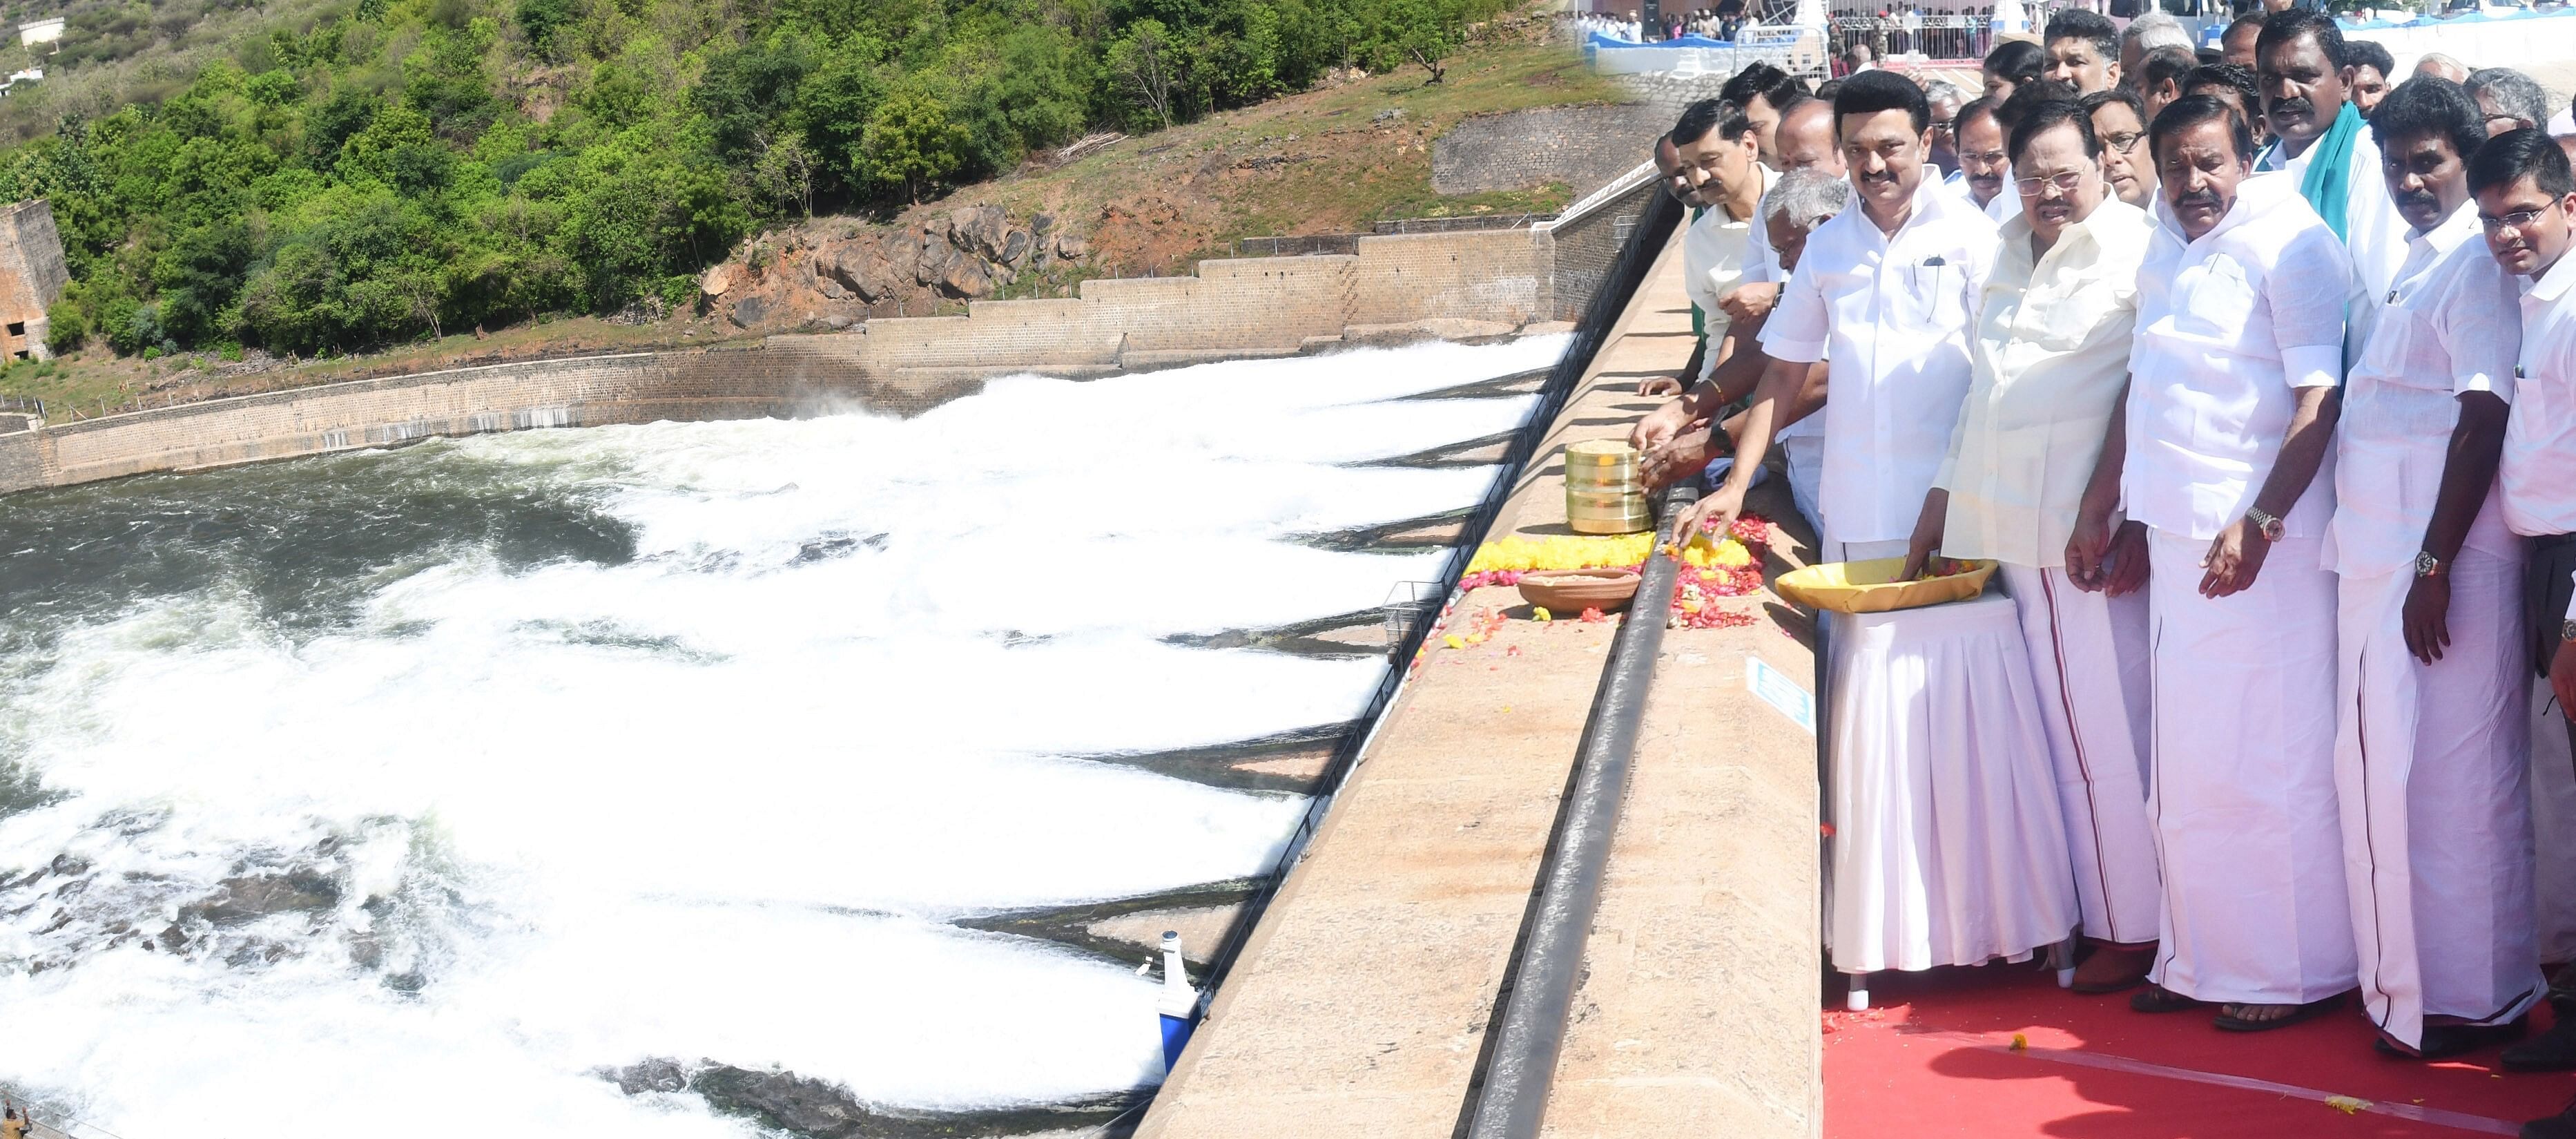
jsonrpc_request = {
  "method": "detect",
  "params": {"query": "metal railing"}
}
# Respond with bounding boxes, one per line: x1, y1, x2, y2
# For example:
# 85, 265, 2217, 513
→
1175, 169, 1687, 1081
1830, 15, 1991, 62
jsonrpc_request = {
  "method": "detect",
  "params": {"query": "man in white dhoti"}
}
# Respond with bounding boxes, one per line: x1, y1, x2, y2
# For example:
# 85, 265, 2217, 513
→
2323, 77, 2543, 1062
1899, 97, 2162, 993
1681, 73, 2074, 982
2103, 94, 2356, 1030
2253, 10, 2406, 299
2472, 135, 2576, 1102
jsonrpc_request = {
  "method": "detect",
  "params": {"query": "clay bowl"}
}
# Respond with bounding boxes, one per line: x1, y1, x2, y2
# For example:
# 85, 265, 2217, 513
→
1515, 567, 1644, 614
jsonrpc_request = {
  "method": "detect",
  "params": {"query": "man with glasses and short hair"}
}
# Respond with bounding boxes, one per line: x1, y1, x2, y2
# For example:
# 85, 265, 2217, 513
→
2474, 132, 2576, 1111
1926, 80, 1966, 178
1901, 97, 2163, 995
2096, 93, 2358, 1032
2084, 88, 2157, 208
2326, 76, 2544, 1065
2256, 9, 2406, 299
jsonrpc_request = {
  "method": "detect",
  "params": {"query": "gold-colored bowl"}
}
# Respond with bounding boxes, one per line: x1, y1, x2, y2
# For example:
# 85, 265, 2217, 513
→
1775, 557, 1997, 613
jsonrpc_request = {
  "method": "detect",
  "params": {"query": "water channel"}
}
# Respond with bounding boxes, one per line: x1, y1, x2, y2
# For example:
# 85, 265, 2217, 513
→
0, 334, 1563, 1137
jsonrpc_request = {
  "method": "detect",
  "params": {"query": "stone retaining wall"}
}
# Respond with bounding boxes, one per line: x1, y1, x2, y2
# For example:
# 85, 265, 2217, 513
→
0, 227, 1577, 495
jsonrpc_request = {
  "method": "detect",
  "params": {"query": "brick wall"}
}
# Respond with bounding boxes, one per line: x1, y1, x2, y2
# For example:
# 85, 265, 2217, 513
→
0, 200, 66, 361
1429, 74, 1732, 199
0, 226, 1583, 496
1538, 176, 1661, 321
1433, 104, 1668, 196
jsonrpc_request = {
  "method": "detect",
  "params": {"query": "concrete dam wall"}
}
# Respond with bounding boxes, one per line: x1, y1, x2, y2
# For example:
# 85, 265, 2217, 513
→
0, 196, 1659, 495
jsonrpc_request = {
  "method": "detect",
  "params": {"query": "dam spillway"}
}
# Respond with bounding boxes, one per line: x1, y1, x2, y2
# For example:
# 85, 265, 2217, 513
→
0, 334, 1565, 1137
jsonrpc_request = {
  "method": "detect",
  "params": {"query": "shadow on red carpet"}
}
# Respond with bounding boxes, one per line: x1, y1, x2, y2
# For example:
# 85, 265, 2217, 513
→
1825, 963, 2576, 1138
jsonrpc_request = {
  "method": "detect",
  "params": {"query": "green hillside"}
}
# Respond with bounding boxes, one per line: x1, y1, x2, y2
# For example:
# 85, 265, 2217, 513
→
0, 0, 1513, 361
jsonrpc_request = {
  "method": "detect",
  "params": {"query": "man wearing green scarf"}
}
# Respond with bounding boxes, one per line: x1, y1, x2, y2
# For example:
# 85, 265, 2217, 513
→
2254, 10, 2407, 300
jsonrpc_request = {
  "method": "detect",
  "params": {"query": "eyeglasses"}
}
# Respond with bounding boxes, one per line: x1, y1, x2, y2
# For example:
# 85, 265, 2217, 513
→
2481, 202, 2560, 235
2015, 171, 2087, 195
2101, 131, 2144, 155
1930, 117, 1957, 136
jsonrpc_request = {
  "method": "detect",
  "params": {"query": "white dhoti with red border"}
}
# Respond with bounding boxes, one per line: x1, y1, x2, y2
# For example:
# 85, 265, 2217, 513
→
1999, 564, 2160, 946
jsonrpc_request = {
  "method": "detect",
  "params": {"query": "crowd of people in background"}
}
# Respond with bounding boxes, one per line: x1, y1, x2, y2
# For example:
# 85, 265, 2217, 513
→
1633, 11, 2576, 1136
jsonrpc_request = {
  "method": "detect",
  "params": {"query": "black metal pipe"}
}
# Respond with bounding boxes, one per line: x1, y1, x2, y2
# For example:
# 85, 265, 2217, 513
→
1464, 482, 1693, 1139
1183, 182, 1687, 1014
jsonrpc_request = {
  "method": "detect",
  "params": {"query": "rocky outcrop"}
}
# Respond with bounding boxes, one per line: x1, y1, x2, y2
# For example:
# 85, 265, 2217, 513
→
599, 1059, 1142, 1138
699, 206, 1087, 335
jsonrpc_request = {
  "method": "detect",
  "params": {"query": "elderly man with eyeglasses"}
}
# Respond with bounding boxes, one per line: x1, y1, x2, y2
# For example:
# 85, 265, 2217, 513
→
1899, 95, 2162, 996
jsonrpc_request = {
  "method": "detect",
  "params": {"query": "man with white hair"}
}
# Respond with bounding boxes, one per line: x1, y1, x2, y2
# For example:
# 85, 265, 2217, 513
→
2121, 9, 2194, 84
2468, 67, 2553, 137
2416, 52, 2471, 85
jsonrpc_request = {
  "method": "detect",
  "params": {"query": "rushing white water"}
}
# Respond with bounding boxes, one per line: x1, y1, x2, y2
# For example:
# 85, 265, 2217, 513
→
0, 334, 1563, 1138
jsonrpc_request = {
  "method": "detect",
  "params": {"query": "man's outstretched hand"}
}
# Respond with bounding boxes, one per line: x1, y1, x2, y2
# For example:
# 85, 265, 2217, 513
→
1670, 484, 1747, 551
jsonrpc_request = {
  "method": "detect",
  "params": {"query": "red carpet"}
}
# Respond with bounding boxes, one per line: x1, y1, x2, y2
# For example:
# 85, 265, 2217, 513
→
1826, 964, 2576, 1138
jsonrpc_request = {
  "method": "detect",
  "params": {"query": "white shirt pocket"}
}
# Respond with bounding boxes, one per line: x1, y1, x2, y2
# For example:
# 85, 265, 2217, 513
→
2176, 255, 2256, 341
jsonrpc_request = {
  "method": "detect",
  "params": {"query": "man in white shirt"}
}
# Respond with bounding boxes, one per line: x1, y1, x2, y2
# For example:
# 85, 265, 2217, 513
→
2119, 10, 2194, 86
1900, 98, 2162, 994
2099, 94, 2357, 1031
1681, 69, 1999, 562
1952, 98, 2013, 218
1629, 98, 1783, 490
2042, 10, 2122, 95
2472, 133, 2576, 1101
2254, 10, 2406, 299
2324, 78, 2543, 1063
1719, 61, 1810, 171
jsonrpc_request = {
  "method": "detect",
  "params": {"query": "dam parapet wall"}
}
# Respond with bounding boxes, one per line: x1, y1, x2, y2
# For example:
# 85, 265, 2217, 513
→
0, 202, 1659, 495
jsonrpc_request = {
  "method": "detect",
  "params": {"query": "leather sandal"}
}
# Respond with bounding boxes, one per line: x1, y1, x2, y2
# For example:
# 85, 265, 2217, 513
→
2129, 984, 2201, 1013
2214, 994, 2343, 1033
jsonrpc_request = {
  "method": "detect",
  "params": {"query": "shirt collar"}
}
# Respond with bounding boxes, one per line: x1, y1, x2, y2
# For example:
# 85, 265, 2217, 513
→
2406, 201, 2479, 260
2151, 172, 2301, 247
2530, 245, 2576, 302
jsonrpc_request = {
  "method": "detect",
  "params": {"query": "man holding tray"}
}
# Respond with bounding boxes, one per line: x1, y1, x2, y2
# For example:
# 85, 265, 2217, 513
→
1898, 96, 2162, 995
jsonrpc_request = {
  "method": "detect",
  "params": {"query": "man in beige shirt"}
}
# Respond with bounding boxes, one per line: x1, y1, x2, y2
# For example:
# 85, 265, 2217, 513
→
1901, 97, 2161, 993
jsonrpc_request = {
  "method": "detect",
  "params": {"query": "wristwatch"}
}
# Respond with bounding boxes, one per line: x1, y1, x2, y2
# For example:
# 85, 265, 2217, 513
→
2245, 506, 2285, 543
2415, 551, 2443, 579
2563, 618, 2576, 643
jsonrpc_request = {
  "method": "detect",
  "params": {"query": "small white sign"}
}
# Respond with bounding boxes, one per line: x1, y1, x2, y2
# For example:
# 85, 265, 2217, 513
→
1745, 655, 1814, 734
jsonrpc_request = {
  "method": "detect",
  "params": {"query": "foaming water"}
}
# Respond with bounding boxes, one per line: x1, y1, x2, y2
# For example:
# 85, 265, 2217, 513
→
0, 335, 1563, 1136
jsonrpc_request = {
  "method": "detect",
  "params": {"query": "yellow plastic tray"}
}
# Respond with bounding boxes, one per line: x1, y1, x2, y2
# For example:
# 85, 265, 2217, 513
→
1775, 557, 1998, 613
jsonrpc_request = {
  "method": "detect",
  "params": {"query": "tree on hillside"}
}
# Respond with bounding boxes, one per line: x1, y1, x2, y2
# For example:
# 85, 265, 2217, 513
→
1381, 0, 1464, 84
862, 87, 971, 204
1107, 18, 1180, 128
